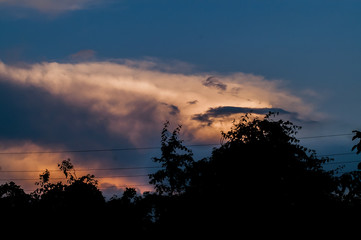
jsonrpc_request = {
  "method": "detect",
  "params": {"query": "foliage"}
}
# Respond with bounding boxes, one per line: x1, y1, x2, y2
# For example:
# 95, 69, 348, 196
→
207, 113, 338, 211
149, 121, 194, 196
58, 158, 77, 183
0, 181, 30, 209
33, 158, 104, 210
337, 130, 361, 205
4, 113, 361, 233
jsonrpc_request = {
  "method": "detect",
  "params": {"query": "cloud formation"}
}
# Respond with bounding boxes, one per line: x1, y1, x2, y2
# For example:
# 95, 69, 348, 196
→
0, 59, 322, 143
0, 59, 320, 192
0, 0, 105, 13
192, 106, 291, 126
203, 76, 227, 91
69, 49, 96, 61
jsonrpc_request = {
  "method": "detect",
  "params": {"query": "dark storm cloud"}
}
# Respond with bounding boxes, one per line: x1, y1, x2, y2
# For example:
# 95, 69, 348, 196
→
0, 59, 319, 192
192, 106, 291, 125
0, 60, 318, 150
170, 105, 180, 116
202, 76, 227, 91
187, 100, 198, 105
0, 78, 129, 148
161, 103, 180, 116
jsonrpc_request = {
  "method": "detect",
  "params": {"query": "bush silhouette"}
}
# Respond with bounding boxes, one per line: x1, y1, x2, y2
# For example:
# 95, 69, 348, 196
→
34, 159, 104, 211
0, 181, 30, 210
3, 113, 361, 233
148, 113, 339, 232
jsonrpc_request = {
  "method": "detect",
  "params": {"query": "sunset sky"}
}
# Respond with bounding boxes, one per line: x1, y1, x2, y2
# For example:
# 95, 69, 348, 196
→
0, 0, 360, 195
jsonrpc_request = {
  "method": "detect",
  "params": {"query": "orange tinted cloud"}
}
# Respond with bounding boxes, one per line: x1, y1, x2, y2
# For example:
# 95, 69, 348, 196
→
0, 59, 319, 142
0, 60, 320, 142
0, 59, 321, 192
0, 0, 104, 13
0, 141, 152, 194
0, 142, 68, 192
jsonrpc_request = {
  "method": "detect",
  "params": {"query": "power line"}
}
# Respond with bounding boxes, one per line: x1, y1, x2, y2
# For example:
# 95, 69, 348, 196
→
0, 143, 220, 155
0, 166, 160, 173
0, 174, 149, 181
299, 133, 353, 139
0, 152, 358, 173
0, 132, 357, 174
0, 152, 359, 175
0, 147, 158, 155
20, 184, 152, 192
0, 132, 354, 155
1, 157, 361, 182
97, 174, 148, 178
323, 160, 360, 165
320, 152, 355, 157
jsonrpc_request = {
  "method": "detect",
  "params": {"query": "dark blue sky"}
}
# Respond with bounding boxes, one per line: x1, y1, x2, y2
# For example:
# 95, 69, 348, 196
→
1, 0, 360, 85
0, 0, 360, 191
1, 1, 361, 118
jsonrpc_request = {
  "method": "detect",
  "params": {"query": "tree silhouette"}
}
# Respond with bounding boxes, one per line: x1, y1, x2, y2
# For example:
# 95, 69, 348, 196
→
58, 158, 77, 183
336, 130, 361, 207
0, 181, 30, 210
337, 171, 361, 205
149, 121, 194, 196
352, 130, 361, 154
34, 158, 104, 210
2, 114, 361, 233
181, 112, 340, 231
144, 113, 343, 232
214, 113, 336, 208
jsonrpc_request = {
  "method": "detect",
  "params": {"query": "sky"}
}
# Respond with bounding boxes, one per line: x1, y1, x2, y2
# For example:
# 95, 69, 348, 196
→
0, 0, 360, 195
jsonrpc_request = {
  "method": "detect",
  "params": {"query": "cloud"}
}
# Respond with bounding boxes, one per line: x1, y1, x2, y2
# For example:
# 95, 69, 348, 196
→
192, 106, 291, 125
0, 60, 320, 142
0, 0, 106, 13
203, 76, 227, 91
69, 49, 96, 61
187, 100, 198, 105
0, 77, 131, 149
0, 142, 80, 192
0, 59, 321, 192
163, 103, 180, 116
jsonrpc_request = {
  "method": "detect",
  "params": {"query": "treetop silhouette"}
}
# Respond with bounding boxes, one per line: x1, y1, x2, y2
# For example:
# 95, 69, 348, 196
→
2, 113, 361, 233
149, 121, 194, 196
